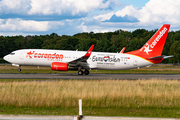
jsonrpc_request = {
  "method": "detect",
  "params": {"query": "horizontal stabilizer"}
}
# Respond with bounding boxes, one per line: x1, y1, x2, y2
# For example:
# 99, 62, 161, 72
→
163, 55, 173, 59
148, 55, 173, 60
148, 55, 165, 60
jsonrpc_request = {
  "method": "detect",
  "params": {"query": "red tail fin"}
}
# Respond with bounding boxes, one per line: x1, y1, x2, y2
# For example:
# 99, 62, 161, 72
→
126, 24, 170, 58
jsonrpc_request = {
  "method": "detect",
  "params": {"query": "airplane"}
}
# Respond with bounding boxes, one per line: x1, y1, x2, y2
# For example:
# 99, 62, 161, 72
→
3, 24, 172, 75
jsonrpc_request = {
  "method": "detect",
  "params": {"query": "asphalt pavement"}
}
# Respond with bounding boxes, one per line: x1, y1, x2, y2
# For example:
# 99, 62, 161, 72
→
0, 73, 179, 80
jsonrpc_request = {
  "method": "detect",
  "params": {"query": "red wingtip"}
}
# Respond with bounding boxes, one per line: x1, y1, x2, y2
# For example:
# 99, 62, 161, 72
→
84, 45, 94, 57
120, 47, 126, 53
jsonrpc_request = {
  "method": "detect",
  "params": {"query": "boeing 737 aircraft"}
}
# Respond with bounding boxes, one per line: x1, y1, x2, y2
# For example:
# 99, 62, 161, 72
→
3, 24, 172, 75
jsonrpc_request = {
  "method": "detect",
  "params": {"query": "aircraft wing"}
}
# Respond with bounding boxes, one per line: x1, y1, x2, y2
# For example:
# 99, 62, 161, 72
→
68, 45, 94, 69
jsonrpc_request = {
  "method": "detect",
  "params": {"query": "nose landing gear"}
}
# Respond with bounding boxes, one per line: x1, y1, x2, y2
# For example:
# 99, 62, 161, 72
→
18, 66, 21, 72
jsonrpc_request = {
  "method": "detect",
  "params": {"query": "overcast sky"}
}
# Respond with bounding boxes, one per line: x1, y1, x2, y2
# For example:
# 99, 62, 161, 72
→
0, 0, 179, 36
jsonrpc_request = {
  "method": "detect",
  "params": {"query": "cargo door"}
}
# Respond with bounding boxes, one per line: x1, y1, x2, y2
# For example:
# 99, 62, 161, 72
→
133, 57, 138, 66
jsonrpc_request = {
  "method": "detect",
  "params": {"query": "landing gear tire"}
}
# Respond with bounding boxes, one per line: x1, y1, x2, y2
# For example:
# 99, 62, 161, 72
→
18, 68, 21, 72
84, 69, 89, 75
78, 70, 83, 75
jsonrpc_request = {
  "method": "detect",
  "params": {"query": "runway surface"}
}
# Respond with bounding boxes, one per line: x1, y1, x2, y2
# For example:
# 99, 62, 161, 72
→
0, 115, 179, 120
0, 73, 179, 80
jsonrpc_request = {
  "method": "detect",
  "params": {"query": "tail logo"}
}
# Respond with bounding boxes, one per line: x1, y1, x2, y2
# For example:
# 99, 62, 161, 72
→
140, 27, 168, 55
144, 43, 152, 55
150, 27, 167, 49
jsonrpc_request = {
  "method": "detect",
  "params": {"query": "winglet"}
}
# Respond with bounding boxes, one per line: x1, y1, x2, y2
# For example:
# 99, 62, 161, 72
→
120, 47, 126, 53
84, 45, 94, 57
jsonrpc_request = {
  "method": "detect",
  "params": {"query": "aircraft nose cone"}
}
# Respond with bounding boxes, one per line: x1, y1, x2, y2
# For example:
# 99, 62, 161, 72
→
3, 55, 9, 62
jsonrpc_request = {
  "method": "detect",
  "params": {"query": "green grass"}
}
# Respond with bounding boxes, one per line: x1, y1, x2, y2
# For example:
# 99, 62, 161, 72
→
0, 107, 78, 115
0, 107, 180, 118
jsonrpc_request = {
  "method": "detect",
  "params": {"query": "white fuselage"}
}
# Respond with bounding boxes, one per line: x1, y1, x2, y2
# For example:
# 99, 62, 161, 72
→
4, 49, 153, 70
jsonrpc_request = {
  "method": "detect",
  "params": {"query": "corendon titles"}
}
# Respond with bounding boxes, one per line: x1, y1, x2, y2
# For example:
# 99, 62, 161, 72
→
26, 51, 63, 61
150, 27, 167, 48
140, 27, 168, 53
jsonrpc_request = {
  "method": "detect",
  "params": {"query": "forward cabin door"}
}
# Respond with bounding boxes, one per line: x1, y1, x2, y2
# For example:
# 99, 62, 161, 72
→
19, 52, 24, 60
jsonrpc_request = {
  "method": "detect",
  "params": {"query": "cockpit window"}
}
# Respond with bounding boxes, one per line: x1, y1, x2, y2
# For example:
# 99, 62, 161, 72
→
10, 53, 15, 55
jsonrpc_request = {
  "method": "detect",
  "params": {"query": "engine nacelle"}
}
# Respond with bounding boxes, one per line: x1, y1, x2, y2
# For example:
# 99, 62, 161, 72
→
51, 62, 68, 71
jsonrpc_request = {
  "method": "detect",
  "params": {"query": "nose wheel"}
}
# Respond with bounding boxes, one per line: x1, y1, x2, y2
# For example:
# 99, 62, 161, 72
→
18, 65, 21, 72
18, 68, 21, 72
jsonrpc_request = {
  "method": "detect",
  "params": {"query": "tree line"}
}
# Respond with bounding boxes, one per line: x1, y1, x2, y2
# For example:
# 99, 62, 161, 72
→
0, 28, 180, 63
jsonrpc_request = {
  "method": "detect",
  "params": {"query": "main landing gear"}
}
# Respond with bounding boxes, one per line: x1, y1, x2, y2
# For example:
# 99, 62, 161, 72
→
18, 66, 21, 72
78, 69, 89, 75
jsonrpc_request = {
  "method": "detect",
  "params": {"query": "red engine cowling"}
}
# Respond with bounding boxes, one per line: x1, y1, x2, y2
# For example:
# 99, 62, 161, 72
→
51, 62, 68, 71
